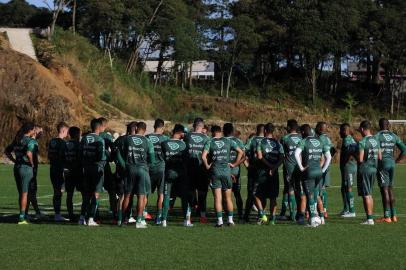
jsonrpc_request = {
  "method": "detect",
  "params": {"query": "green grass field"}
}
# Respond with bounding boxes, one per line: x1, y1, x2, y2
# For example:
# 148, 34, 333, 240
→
0, 164, 405, 270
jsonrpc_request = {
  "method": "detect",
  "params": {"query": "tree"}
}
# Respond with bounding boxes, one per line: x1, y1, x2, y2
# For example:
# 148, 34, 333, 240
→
43, 0, 72, 38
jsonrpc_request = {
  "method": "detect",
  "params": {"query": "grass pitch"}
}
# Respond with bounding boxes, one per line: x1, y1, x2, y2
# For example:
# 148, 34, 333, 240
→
0, 164, 405, 269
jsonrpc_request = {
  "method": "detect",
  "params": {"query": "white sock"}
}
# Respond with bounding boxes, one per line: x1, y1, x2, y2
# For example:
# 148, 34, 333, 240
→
88, 217, 94, 223
228, 216, 233, 223
217, 217, 223, 225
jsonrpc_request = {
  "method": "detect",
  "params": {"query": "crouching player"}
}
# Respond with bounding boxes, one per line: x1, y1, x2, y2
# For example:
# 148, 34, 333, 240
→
161, 124, 192, 227
295, 124, 332, 227
202, 125, 243, 227
255, 123, 284, 225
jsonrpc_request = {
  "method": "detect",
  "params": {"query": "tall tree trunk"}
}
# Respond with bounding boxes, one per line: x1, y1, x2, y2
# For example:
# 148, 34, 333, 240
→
154, 45, 165, 90
226, 66, 233, 99
72, 0, 76, 34
312, 65, 317, 105
220, 71, 225, 97
333, 53, 341, 93
189, 61, 193, 89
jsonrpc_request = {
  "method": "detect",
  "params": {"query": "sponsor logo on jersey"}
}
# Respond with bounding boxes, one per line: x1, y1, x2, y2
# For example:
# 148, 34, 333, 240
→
370, 138, 378, 148
131, 137, 143, 146
383, 133, 393, 142
168, 142, 180, 151
215, 140, 225, 148
269, 140, 277, 148
148, 135, 160, 144
86, 136, 95, 144
291, 136, 301, 144
309, 139, 320, 148
191, 135, 204, 143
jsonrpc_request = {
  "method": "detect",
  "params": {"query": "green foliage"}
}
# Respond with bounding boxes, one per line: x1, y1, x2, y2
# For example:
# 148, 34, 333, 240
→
99, 91, 112, 103
341, 92, 358, 123
0, 0, 51, 27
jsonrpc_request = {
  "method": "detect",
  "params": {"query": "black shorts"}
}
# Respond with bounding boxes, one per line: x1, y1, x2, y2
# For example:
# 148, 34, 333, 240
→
64, 168, 83, 193
103, 163, 114, 192
83, 165, 104, 193
189, 164, 209, 192
253, 170, 279, 199
115, 170, 125, 196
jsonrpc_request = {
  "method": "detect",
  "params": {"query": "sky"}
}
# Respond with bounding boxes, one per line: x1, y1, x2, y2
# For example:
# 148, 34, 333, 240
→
0, 0, 47, 7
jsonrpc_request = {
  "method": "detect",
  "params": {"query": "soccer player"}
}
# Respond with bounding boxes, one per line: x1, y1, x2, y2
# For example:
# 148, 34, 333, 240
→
280, 119, 302, 221
80, 118, 106, 226
99, 117, 117, 221
294, 124, 332, 227
48, 122, 69, 221
202, 125, 244, 227
255, 123, 284, 225
375, 118, 406, 223
223, 124, 245, 221
357, 120, 381, 225
5, 122, 37, 224
161, 124, 193, 227
184, 118, 210, 223
339, 123, 357, 217
118, 121, 155, 229
64, 126, 82, 222
243, 124, 265, 222
315, 122, 335, 218
113, 122, 136, 226
146, 119, 169, 224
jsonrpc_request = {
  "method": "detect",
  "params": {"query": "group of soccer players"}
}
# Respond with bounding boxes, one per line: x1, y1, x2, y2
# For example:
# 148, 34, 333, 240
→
4, 116, 405, 228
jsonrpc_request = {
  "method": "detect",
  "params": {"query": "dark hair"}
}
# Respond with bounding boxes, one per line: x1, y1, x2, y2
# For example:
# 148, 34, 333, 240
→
193, 117, 204, 128
340, 123, 350, 130
211, 125, 221, 134
90, 118, 102, 132
379, 118, 389, 130
287, 119, 298, 132
57, 122, 69, 133
223, 123, 234, 136
300, 124, 312, 137
128, 121, 138, 134
68, 126, 81, 139
154, 118, 165, 129
359, 120, 371, 130
256, 124, 265, 135
14, 122, 35, 144
316, 121, 326, 133
98, 117, 108, 125
173, 124, 185, 134
264, 123, 275, 133
137, 121, 147, 131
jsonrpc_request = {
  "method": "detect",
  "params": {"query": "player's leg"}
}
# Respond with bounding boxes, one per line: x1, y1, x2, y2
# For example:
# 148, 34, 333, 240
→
269, 173, 280, 225
15, 165, 32, 224
87, 165, 104, 226
340, 168, 349, 215
321, 169, 330, 218
253, 181, 267, 225
51, 166, 66, 221
135, 167, 150, 228
279, 166, 289, 219
302, 177, 318, 226
197, 167, 209, 223
180, 179, 194, 227
342, 171, 356, 217
64, 169, 75, 221
79, 167, 90, 225
243, 168, 255, 222
162, 178, 173, 227
376, 167, 392, 223
213, 187, 223, 227
358, 168, 375, 225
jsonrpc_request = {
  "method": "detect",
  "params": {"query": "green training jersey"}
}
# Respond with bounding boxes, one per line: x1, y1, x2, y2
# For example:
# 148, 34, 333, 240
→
246, 136, 264, 167
113, 135, 126, 172
340, 135, 357, 169
48, 138, 66, 167
11, 136, 37, 166
184, 132, 209, 166
297, 136, 329, 169
204, 137, 239, 169
280, 133, 302, 166
80, 133, 105, 166
358, 135, 380, 167
123, 135, 155, 166
375, 130, 406, 162
100, 131, 114, 161
161, 139, 187, 172
226, 136, 245, 163
257, 137, 284, 167
146, 133, 170, 165
64, 140, 81, 170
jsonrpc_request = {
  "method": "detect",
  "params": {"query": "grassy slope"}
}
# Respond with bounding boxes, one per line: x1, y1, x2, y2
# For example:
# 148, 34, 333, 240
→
0, 164, 405, 269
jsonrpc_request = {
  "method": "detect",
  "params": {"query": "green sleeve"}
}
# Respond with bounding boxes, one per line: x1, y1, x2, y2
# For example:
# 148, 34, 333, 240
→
238, 139, 245, 150
245, 138, 252, 151
395, 135, 406, 155
322, 142, 330, 154
278, 142, 285, 154
358, 139, 365, 151
230, 140, 239, 151
27, 139, 36, 152
256, 141, 263, 153
147, 139, 156, 164
204, 140, 211, 152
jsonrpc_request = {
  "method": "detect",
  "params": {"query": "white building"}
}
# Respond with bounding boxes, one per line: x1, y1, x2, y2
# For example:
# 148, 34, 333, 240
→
143, 60, 215, 80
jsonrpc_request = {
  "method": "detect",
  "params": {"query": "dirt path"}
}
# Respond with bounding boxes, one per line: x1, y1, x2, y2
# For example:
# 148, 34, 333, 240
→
0, 28, 37, 60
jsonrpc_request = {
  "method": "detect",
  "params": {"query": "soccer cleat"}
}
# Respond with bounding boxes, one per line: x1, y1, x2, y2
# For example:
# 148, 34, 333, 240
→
128, 217, 136, 224
87, 219, 99, 226
54, 214, 69, 222
278, 215, 288, 221
35, 211, 47, 220
215, 223, 224, 228
226, 221, 235, 227
297, 216, 305, 225
375, 217, 392, 223
183, 220, 194, 227
360, 219, 374, 225
155, 217, 162, 225
18, 220, 29, 225
269, 220, 276, 225
136, 222, 148, 229
141, 220, 147, 226
257, 215, 268, 225
392, 216, 398, 223
339, 210, 349, 216
199, 216, 209, 224
342, 212, 356, 218
162, 220, 167, 228
144, 213, 153, 220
